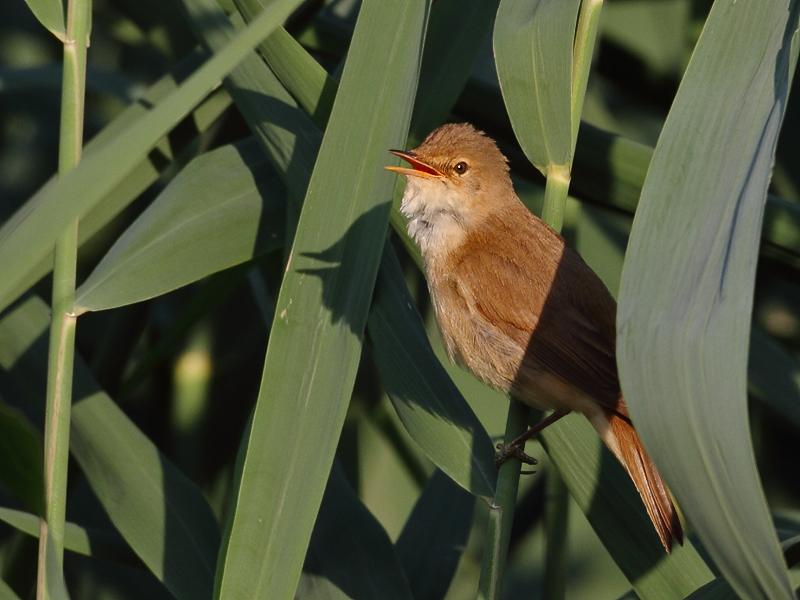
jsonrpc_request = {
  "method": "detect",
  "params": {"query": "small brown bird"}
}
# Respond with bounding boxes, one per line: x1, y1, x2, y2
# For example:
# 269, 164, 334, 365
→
386, 123, 682, 552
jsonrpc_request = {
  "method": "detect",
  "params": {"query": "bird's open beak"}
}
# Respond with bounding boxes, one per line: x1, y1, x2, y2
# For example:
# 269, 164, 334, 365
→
385, 149, 443, 179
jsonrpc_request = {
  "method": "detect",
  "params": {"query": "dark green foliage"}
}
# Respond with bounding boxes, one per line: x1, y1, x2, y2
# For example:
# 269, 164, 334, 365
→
0, 1, 798, 598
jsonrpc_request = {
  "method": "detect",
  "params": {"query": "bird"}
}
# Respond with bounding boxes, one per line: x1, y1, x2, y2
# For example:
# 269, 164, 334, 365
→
385, 122, 683, 552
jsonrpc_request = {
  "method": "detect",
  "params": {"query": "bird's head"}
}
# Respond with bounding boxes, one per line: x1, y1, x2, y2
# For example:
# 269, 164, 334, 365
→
385, 123, 514, 255
386, 122, 512, 199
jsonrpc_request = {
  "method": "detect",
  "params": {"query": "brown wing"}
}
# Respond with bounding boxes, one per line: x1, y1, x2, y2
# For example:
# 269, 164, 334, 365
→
453, 207, 623, 412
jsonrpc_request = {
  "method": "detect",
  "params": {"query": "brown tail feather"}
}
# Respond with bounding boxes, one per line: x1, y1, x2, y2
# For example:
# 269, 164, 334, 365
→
602, 411, 683, 552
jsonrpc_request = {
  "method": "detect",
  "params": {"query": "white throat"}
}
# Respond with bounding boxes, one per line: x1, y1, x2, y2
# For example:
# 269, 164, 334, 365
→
400, 177, 467, 260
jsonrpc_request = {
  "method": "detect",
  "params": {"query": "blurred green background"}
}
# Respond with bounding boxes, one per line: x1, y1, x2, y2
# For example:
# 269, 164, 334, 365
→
1, 0, 799, 598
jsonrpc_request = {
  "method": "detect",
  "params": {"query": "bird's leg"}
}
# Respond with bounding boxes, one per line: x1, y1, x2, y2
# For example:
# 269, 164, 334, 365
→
494, 409, 570, 468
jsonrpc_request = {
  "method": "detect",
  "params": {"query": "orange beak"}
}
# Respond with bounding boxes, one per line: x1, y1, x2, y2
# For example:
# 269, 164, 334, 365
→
385, 149, 443, 179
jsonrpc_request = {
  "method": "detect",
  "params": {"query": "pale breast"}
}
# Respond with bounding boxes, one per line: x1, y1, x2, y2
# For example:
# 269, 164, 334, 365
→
427, 266, 526, 395
400, 177, 467, 258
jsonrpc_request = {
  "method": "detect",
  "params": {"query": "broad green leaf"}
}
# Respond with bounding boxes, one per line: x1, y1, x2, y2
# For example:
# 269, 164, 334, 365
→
75, 139, 285, 313
72, 395, 220, 600
395, 470, 474, 600
0, 50, 232, 316
617, 2, 799, 598
493, 0, 582, 173
0, 507, 135, 564
0, 0, 302, 311
369, 249, 496, 498
0, 297, 220, 600
23, 0, 65, 41
302, 463, 413, 600
214, 1, 431, 598
577, 205, 800, 431
0, 401, 43, 514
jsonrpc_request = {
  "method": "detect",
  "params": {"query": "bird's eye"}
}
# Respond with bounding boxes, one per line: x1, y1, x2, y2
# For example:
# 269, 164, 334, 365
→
454, 161, 469, 175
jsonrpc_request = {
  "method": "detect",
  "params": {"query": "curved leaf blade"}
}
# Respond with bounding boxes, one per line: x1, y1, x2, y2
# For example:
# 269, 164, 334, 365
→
493, 0, 581, 172
71, 393, 220, 600
214, 1, 431, 597
576, 206, 800, 432
617, 2, 799, 598
75, 139, 285, 313
23, 0, 65, 41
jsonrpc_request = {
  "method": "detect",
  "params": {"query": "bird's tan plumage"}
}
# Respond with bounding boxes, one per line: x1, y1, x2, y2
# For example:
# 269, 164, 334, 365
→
388, 122, 682, 552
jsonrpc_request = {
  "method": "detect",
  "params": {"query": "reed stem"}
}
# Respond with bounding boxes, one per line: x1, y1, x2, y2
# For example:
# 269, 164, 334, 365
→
571, 0, 604, 157
477, 400, 530, 599
37, 0, 90, 597
542, 165, 571, 231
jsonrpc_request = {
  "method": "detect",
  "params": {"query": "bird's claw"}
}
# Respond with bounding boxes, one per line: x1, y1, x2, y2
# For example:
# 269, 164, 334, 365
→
494, 442, 538, 469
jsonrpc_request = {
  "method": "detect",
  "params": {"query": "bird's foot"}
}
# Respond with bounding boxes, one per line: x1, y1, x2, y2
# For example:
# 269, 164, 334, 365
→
494, 442, 538, 469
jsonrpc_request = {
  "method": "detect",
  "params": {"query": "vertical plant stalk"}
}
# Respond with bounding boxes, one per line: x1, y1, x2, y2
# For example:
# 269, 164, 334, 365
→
570, 0, 603, 156
479, 1, 603, 598
37, 0, 91, 597
541, 165, 571, 230
478, 401, 529, 599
